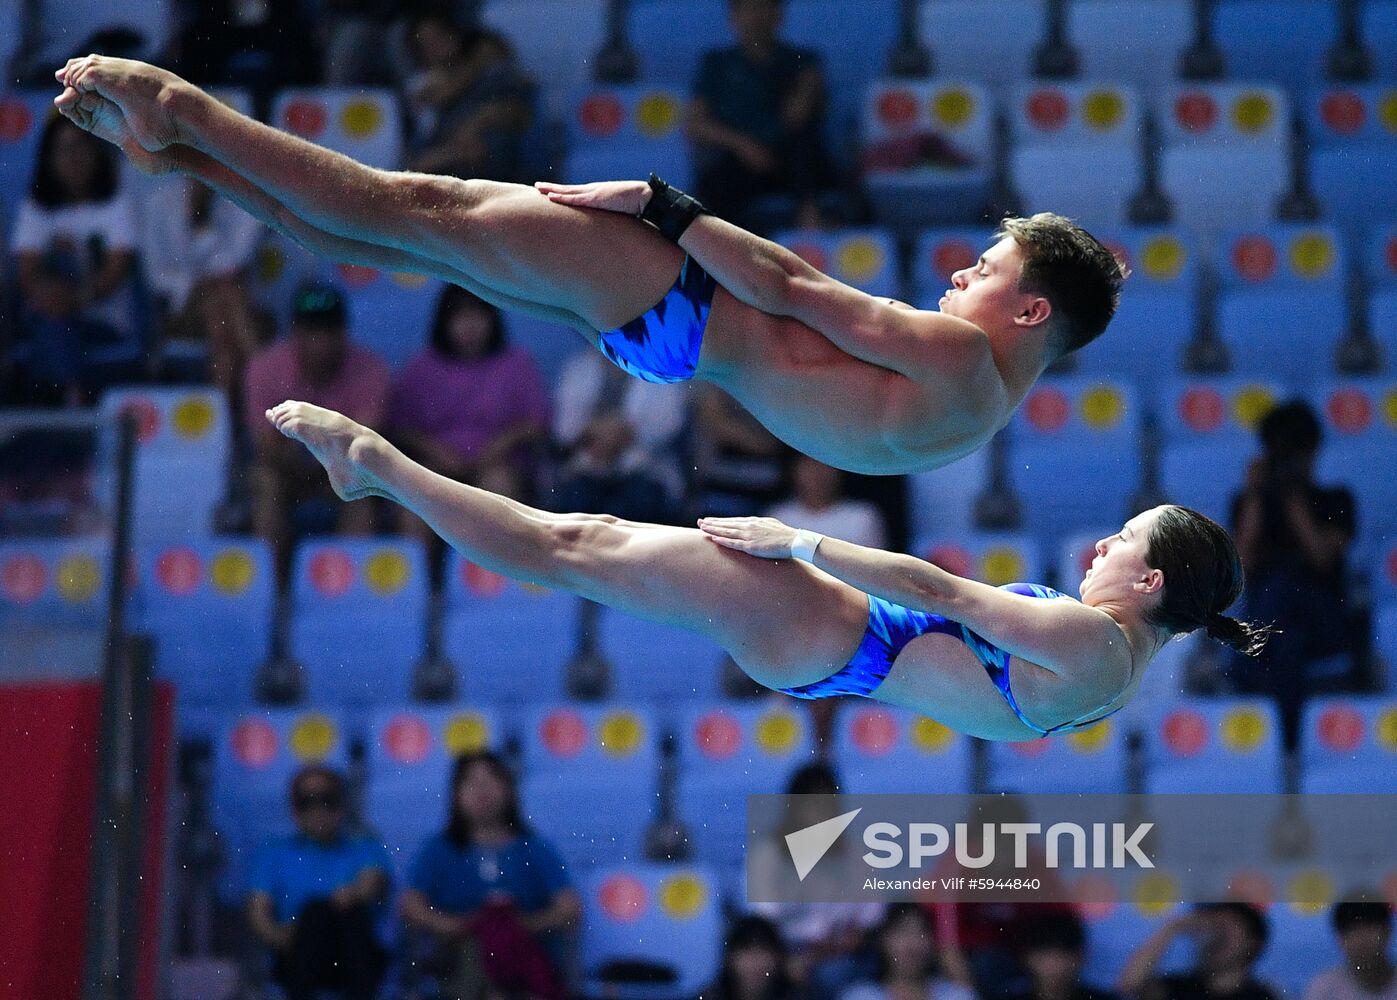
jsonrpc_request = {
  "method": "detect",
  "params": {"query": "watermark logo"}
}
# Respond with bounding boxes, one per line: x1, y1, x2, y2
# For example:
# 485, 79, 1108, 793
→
786, 808, 861, 881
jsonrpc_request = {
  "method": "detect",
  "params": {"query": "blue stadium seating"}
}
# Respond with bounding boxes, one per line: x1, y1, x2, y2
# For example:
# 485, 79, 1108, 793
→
907, 447, 991, 542
1143, 698, 1285, 794
440, 553, 576, 705
1213, 1, 1337, 96
328, 264, 443, 371
1157, 84, 1290, 237
832, 704, 972, 794
1310, 378, 1397, 557
211, 708, 352, 899
287, 538, 430, 705
1006, 378, 1144, 548
1009, 82, 1144, 229
135, 538, 274, 713
247, 232, 326, 331
0, 3, 20, 90
1214, 226, 1350, 385
482, 0, 608, 119
1299, 696, 1397, 794
0, 92, 52, 231
362, 704, 506, 870
674, 702, 818, 868
1377, 606, 1397, 692
564, 85, 692, 190
861, 80, 994, 228
1362, 224, 1397, 287
1070, 229, 1199, 390
270, 88, 402, 170
1083, 904, 1193, 988
1376, 540, 1397, 607
519, 704, 662, 868
0, 537, 109, 632
624, 0, 730, 91
578, 863, 723, 1000
597, 608, 726, 706
1306, 86, 1397, 237
1068, 1, 1192, 90
1255, 898, 1342, 999
1367, 1, 1397, 81
917, 1, 1047, 97
911, 532, 1045, 589
772, 228, 901, 299
986, 716, 1129, 793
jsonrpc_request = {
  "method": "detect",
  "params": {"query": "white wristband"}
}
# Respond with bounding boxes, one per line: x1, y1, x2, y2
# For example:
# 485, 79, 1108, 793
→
790, 528, 824, 563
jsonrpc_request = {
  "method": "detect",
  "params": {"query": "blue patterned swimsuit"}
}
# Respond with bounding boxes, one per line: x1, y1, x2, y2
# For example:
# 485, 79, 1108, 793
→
780, 582, 1124, 737
596, 255, 717, 383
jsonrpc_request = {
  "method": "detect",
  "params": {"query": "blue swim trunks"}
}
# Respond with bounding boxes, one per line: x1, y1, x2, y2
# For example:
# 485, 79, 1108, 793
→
780, 583, 1122, 737
596, 255, 717, 384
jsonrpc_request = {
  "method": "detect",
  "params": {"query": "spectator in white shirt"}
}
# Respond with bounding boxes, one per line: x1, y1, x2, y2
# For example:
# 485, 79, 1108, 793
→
1305, 897, 1397, 1000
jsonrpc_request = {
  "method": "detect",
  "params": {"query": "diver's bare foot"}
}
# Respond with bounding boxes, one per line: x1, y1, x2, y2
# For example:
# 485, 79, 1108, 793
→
55, 88, 175, 176
265, 402, 392, 502
55, 55, 186, 151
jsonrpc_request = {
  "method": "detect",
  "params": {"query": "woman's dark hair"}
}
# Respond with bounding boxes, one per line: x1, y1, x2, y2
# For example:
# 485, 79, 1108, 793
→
710, 916, 792, 1000
1018, 910, 1087, 956
772, 761, 842, 850
1259, 399, 1322, 456
1144, 505, 1274, 657
1198, 901, 1270, 957
1332, 895, 1393, 935
429, 283, 506, 360
873, 903, 940, 983
444, 750, 527, 848
31, 115, 119, 208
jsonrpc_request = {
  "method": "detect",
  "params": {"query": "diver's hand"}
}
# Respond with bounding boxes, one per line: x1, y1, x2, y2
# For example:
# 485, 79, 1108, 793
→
698, 516, 800, 559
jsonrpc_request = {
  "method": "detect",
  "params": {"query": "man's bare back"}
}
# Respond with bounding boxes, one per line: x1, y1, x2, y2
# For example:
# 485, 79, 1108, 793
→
56, 56, 1106, 475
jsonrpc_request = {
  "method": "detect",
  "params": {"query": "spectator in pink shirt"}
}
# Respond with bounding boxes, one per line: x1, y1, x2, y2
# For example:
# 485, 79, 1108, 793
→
243, 282, 390, 570
389, 285, 549, 542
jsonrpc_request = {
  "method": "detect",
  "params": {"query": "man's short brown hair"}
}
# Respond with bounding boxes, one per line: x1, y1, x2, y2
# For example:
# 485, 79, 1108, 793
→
997, 213, 1129, 360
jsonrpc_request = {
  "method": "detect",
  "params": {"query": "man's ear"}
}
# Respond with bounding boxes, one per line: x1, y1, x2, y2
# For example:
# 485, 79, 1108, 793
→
1015, 296, 1052, 328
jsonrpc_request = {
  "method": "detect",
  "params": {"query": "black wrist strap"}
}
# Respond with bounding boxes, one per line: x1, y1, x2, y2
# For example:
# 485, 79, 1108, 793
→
639, 173, 708, 243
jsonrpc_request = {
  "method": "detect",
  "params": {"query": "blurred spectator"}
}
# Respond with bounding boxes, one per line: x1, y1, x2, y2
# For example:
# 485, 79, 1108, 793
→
704, 916, 801, 1000
318, 0, 410, 86
245, 766, 391, 1000
747, 763, 884, 1000
1230, 400, 1357, 750
1006, 911, 1118, 1000
767, 455, 886, 549
141, 177, 263, 398
551, 348, 689, 523
400, 751, 579, 1000
841, 904, 977, 1000
242, 282, 389, 567
1304, 896, 1397, 1000
7, 116, 141, 407
389, 285, 549, 538
688, 0, 836, 231
692, 385, 787, 517
1117, 902, 1279, 1000
171, 0, 318, 92
404, 13, 535, 182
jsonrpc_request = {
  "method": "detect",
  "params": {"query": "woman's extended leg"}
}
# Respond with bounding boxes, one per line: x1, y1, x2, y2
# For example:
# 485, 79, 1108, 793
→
266, 401, 869, 690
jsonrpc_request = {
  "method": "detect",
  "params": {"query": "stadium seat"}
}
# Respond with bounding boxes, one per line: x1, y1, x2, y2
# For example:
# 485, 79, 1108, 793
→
773, 227, 901, 299
1254, 898, 1342, 999
1006, 378, 1144, 549
97, 387, 231, 544
1070, 229, 1199, 391
210, 708, 352, 899
860, 80, 994, 228
0, 537, 109, 632
270, 88, 402, 170
1213, 0, 1336, 96
1376, 541, 1397, 608
907, 447, 991, 542
0, 92, 53, 230
597, 608, 726, 706
287, 538, 430, 705
1067, 0, 1192, 90
909, 226, 996, 306
135, 539, 274, 713
483, 0, 608, 119
1009, 83, 1143, 229
673, 702, 818, 868
917, 1, 1047, 98
0, 1, 20, 87
32, 0, 173, 67
1157, 84, 1290, 237
1157, 377, 1283, 527
565, 85, 692, 190
1367, 1, 1397, 81
247, 232, 326, 330
326, 263, 444, 371
578, 863, 723, 1000
1214, 226, 1350, 385
1378, 605, 1397, 692
1306, 86, 1397, 237
519, 704, 662, 869
1143, 699, 1285, 794
1364, 224, 1397, 288
362, 704, 505, 869
440, 555, 576, 705
623, 0, 730, 92
1299, 696, 1397, 794
832, 704, 972, 794
1310, 378, 1397, 557
911, 533, 1045, 589
986, 716, 1128, 793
